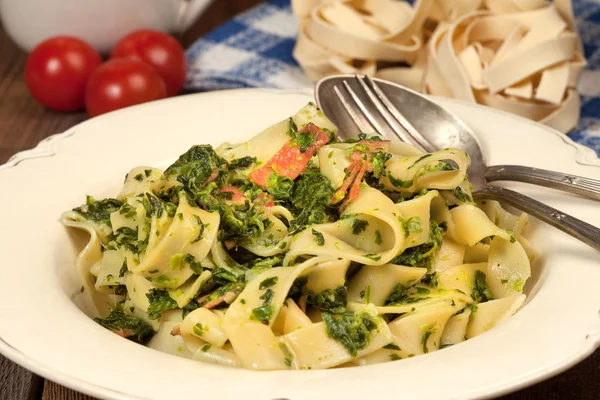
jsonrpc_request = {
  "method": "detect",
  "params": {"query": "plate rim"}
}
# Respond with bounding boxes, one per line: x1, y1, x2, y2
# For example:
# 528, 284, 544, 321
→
1, 89, 599, 174
0, 88, 599, 400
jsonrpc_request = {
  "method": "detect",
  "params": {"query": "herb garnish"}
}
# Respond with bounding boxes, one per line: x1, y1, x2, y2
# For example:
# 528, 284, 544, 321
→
322, 310, 378, 357
387, 172, 413, 189
421, 323, 438, 353
312, 229, 325, 246
73, 196, 122, 226
402, 216, 423, 237
392, 220, 445, 268
453, 186, 472, 203
193, 323, 205, 336
250, 282, 277, 324
191, 214, 205, 243
229, 156, 256, 170
118, 259, 128, 278
374, 230, 383, 245
279, 342, 294, 367
146, 289, 178, 320
308, 286, 347, 313
288, 172, 336, 235
259, 277, 278, 290
421, 272, 439, 287
351, 219, 369, 235
471, 270, 494, 303
94, 303, 154, 344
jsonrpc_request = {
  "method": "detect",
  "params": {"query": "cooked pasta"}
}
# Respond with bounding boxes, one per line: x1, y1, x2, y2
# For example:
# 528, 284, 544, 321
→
62, 103, 534, 370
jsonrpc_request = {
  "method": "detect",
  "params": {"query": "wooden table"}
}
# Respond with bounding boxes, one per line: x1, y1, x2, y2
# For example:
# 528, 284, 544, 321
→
0, 1, 598, 399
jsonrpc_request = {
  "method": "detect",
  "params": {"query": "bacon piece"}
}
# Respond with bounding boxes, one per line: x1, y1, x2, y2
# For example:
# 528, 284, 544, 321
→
199, 285, 244, 309
349, 156, 369, 200
331, 160, 360, 204
254, 192, 274, 208
199, 294, 228, 310
249, 123, 331, 188
359, 140, 389, 152
205, 168, 220, 183
248, 165, 272, 189
219, 186, 246, 205
253, 192, 275, 219
331, 140, 390, 205
170, 325, 181, 336
114, 329, 134, 338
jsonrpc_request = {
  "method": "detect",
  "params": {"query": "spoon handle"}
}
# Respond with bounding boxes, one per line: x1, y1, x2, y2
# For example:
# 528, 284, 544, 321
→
473, 185, 600, 252
485, 165, 600, 201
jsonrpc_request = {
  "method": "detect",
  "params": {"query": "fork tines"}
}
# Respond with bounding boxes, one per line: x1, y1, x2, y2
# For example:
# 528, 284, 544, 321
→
334, 75, 437, 153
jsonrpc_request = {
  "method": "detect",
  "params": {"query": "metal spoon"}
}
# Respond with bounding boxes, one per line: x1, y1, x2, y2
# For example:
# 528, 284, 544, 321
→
316, 75, 600, 252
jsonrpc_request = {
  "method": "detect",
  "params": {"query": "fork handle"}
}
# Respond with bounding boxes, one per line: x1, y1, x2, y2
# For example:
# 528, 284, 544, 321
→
485, 165, 600, 201
473, 186, 600, 252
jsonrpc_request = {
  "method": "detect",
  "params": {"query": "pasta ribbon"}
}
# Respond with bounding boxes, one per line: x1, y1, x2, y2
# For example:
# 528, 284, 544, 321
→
284, 185, 405, 266
63, 103, 537, 370
292, 0, 585, 132
382, 149, 470, 193
133, 194, 219, 288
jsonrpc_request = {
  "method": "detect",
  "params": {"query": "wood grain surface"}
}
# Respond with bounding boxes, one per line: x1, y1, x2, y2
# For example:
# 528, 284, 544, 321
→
0, 1, 598, 399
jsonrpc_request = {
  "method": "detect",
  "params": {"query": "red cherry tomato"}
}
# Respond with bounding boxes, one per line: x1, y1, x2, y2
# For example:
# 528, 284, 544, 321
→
85, 59, 167, 117
24, 36, 102, 112
110, 30, 187, 96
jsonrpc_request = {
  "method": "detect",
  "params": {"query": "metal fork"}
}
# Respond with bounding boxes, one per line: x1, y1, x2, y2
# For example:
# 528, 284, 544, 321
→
318, 74, 600, 252
325, 74, 600, 202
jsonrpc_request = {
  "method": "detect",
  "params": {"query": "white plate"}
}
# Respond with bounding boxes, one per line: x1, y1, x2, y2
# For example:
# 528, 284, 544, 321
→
0, 89, 599, 400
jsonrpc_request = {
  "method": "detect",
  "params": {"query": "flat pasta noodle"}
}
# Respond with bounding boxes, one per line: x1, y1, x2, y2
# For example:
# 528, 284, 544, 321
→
306, 258, 350, 294
395, 190, 439, 248
192, 344, 242, 368
437, 262, 488, 299
133, 194, 220, 289
147, 319, 192, 359
220, 102, 337, 164
292, 0, 585, 133
347, 264, 427, 306
221, 256, 329, 370
281, 304, 393, 369
386, 302, 464, 358
181, 307, 229, 348
169, 270, 212, 308
432, 237, 466, 272
118, 167, 170, 200
62, 103, 536, 370
61, 211, 111, 317
125, 273, 156, 313
486, 236, 531, 298
440, 307, 472, 347
450, 204, 512, 246
284, 185, 406, 266
92, 250, 125, 293
382, 149, 470, 193
272, 298, 313, 335
239, 213, 290, 257
467, 294, 526, 338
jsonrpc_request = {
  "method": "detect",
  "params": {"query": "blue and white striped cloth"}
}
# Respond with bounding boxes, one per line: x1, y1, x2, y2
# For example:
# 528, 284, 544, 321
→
185, 0, 600, 155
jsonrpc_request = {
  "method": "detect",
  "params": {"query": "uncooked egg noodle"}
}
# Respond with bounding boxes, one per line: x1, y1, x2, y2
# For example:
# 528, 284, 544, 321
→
292, 0, 585, 133
62, 103, 534, 370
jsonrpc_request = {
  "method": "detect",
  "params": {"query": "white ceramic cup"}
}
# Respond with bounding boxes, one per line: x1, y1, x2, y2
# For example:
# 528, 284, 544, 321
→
0, 0, 214, 54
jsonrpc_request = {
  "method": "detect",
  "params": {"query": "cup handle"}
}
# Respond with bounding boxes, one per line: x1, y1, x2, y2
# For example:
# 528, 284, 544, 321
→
176, 0, 214, 33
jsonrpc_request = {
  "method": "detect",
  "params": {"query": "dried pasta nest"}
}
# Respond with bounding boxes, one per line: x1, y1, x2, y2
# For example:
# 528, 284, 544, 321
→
292, 0, 587, 133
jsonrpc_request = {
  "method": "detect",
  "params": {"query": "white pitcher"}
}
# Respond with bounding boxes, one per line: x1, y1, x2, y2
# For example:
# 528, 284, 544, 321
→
0, 0, 214, 54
